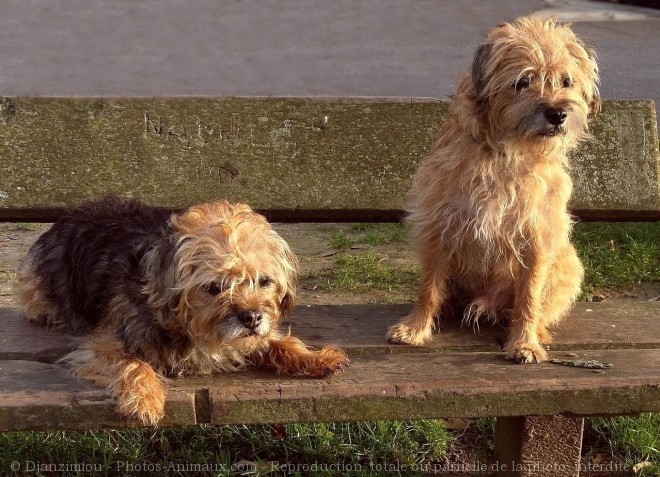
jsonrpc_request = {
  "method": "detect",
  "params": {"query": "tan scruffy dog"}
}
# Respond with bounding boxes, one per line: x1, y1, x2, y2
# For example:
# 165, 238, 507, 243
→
387, 18, 600, 363
16, 196, 348, 425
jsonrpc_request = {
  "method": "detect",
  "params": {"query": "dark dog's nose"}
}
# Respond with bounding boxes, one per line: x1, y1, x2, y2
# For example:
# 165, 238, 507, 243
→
545, 107, 567, 126
237, 310, 262, 330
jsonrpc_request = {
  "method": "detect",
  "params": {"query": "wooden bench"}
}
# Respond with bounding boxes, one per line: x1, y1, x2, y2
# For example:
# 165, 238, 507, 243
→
1, 97, 659, 476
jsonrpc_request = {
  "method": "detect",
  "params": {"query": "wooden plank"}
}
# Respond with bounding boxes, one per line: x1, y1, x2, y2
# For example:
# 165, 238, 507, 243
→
287, 301, 660, 353
193, 348, 660, 424
1, 349, 659, 431
0, 98, 658, 222
0, 308, 76, 362
0, 360, 196, 432
1, 302, 659, 362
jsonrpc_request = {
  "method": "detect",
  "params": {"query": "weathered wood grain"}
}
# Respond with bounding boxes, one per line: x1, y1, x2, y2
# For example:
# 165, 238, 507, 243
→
0, 360, 196, 432
193, 348, 660, 424
287, 301, 660, 353
1, 349, 659, 431
0, 98, 658, 222
1, 302, 657, 362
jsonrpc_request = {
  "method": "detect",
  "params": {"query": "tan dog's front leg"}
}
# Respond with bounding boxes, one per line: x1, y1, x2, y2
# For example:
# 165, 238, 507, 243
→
387, 240, 449, 345
262, 336, 349, 378
506, 252, 551, 364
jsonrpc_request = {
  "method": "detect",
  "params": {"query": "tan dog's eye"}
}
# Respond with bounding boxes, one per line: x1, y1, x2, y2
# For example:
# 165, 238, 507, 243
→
514, 77, 531, 92
206, 281, 224, 296
562, 77, 572, 88
258, 276, 272, 288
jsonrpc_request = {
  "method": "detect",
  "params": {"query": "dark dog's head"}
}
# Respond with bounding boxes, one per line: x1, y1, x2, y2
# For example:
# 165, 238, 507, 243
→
143, 201, 298, 355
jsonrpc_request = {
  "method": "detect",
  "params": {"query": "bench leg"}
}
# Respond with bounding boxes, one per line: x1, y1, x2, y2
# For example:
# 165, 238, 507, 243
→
494, 415, 584, 477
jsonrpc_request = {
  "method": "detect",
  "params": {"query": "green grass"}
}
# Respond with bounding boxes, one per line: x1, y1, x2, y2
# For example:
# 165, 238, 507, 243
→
332, 253, 419, 292
0, 421, 450, 476
11, 222, 41, 232
573, 222, 659, 299
302, 252, 419, 295
329, 224, 408, 250
0, 267, 15, 282
587, 414, 660, 475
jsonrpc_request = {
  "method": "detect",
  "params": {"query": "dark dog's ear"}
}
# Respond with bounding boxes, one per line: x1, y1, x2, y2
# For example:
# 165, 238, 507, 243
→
279, 291, 295, 318
471, 43, 493, 112
141, 237, 181, 316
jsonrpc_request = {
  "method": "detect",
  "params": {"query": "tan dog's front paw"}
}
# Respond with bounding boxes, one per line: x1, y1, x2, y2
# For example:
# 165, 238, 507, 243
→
386, 323, 433, 346
506, 343, 548, 364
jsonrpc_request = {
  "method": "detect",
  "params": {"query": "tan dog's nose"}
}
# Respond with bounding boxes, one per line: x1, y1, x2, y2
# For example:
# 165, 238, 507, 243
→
545, 108, 567, 126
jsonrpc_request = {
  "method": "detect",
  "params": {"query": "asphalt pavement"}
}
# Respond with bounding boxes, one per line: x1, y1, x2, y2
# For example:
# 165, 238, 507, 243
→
0, 0, 658, 115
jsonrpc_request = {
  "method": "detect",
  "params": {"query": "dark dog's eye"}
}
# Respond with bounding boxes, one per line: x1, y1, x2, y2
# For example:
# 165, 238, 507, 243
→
206, 282, 224, 296
562, 77, 572, 88
258, 276, 272, 288
514, 77, 531, 91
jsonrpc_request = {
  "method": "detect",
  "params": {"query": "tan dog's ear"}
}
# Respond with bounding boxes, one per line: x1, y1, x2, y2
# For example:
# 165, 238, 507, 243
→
567, 39, 601, 121
471, 43, 493, 113
585, 47, 601, 120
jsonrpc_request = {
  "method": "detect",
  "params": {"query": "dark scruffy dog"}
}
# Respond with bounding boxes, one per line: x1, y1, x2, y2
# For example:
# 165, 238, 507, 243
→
16, 196, 348, 425
387, 17, 600, 363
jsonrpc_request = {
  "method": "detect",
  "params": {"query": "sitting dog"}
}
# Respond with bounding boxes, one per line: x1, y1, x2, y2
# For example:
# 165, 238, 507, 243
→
387, 17, 600, 363
16, 196, 348, 424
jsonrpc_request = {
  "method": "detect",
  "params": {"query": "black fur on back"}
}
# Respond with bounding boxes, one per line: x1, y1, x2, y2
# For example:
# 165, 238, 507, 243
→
28, 196, 173, 333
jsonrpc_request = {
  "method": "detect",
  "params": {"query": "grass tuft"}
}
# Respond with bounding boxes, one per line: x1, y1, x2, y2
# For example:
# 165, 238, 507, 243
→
588, 414, 660, 475
302, 252, 420, 295
333, 253, 419, 292
329, 224, 408, 250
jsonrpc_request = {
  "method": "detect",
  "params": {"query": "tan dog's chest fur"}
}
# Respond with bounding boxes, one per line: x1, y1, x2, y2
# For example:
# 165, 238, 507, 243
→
387, 17, 599, 363
417, 127, 573, 309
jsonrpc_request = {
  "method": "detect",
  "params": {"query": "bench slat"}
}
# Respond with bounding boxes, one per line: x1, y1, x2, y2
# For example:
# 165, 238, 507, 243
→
1, 98, 658, 222
2, 302, 658, 362
0, 360, 196, 432
1, 348, 659, 431
198, 348, 660, 424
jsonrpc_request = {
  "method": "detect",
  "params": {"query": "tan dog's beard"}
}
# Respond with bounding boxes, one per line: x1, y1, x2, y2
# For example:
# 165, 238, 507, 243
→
494, 99, 589, 151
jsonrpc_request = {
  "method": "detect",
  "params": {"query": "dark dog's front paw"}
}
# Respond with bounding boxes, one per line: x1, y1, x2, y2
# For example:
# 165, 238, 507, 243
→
312, 347, 350, 377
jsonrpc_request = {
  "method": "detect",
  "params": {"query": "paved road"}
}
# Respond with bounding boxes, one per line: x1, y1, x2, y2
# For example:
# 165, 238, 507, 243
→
0, 0, 658, 115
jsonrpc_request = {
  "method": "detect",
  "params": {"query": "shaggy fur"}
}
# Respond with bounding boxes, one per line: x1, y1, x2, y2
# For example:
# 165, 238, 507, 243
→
386, 18, 600, 363
16, 197, 348, 425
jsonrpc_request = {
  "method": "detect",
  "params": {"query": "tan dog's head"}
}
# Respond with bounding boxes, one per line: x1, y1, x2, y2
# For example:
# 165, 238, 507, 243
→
459, 17, 599, 152
142, 201, 298, 354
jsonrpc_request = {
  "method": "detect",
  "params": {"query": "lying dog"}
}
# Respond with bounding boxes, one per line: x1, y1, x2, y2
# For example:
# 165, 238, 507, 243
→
16, 196, 348, 424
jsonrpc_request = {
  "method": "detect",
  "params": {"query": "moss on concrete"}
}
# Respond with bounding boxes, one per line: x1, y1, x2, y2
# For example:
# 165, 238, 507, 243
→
0, 98, 657, 218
